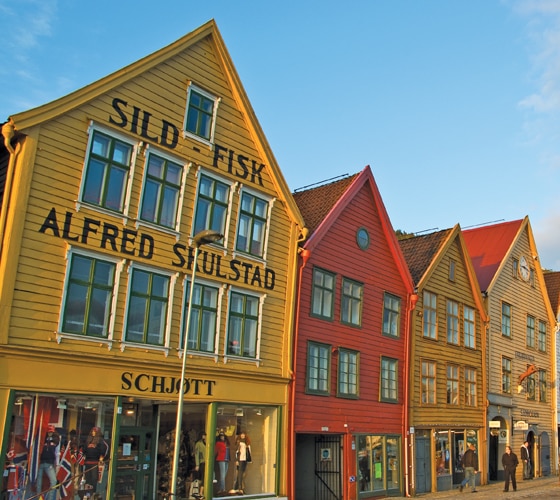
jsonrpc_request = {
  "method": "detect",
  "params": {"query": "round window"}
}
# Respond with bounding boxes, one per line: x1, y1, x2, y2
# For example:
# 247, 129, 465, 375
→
356, 227, 370, 250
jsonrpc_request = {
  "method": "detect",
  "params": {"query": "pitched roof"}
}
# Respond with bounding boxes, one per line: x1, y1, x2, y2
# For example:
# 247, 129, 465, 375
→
398, 229, 453, 285
544, 271, 560, 318
462, 219, 524, 291
293, 174, 359, 234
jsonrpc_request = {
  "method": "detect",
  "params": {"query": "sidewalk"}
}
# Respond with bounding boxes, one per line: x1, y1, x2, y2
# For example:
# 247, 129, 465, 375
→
394, 475, 560, 499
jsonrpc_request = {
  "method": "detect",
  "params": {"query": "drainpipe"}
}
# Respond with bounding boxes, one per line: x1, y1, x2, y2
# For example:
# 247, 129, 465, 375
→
288, 247, 311, 500
404, 291, 418, 497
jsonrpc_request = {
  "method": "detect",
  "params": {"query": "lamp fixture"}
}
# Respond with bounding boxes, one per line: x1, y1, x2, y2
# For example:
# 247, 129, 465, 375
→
236, 408, 244, 417
56, 399, 67, 410
14, 397, 23, 406
255, 409, 262, 416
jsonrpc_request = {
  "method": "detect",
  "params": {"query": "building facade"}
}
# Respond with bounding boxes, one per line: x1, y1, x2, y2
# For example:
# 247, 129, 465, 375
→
0, 21, 304, 500
291, 167, 415, 499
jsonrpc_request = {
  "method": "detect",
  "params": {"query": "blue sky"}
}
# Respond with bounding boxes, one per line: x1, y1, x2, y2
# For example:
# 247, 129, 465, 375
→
1, 0, 560, 270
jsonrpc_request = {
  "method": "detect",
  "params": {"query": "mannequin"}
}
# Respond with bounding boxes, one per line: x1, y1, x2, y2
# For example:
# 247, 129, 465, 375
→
234, 431, 252, 494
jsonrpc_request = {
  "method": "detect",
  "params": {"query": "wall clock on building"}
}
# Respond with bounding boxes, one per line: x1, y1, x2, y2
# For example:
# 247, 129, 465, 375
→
519, 255, 530, 281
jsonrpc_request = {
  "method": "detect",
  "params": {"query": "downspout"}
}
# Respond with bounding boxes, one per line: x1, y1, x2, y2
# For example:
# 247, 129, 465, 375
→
403, 291, 418, 497
288, 246, 311, 500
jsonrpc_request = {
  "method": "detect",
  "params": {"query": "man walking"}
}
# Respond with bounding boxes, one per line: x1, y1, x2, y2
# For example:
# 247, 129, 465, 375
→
520, 440, 532, 479
459, 443, 479, 493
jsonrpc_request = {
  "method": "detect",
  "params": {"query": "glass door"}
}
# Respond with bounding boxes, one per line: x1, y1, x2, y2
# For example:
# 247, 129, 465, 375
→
114, 427, 155, 499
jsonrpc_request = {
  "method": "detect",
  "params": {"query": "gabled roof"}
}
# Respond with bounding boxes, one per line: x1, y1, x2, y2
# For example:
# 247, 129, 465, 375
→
398, 229, 453, 285
294, 166, 413, 292
462, 219, 524, 291
544, 271, 560, 319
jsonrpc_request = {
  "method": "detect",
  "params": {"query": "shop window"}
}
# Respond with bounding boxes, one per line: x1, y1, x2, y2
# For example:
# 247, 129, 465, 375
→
124, 267, 171, 346
81, 129, 134, 213
226, 290, 261, 358
357, 434, 401, 495
235, 191, 270, 258
435, 430, 450, 475
306, 341, 331, 395
184, 84, 219, 144
6, 393, 114, 500
311, 268, 335, 320
181, 280, 220, 353
382, 293, 401, 337
139, 152, 184, 230
341, 277, 363, 327
193, 173, 231, 239
61, 251, 118, 338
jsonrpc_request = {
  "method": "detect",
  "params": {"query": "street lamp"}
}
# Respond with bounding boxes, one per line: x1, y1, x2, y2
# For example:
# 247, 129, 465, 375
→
170, 229, 223, 498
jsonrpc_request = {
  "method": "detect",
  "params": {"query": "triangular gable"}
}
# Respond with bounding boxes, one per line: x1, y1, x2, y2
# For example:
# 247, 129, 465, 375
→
462, 218, 524, 292
7, 19, 304, 229
295, 165, 413, 292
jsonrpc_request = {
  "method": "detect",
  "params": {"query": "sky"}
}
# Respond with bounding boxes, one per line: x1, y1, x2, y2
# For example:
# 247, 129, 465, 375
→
1, 0, 560, 270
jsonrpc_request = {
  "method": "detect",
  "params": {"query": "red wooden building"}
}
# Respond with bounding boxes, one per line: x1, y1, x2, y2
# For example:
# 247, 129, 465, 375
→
289, 167, 415, 499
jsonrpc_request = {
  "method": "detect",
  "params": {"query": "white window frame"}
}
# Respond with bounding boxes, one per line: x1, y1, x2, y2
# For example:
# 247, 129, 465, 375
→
183, 83, 221, 147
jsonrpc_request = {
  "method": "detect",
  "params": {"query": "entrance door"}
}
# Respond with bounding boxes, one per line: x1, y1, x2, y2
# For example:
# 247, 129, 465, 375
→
114, 427, 155, 499
415, 437, 431, 493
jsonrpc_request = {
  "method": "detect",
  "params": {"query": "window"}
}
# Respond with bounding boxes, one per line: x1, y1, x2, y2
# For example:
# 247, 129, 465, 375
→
380, 357, 398, 402
61, 253, 116, 337
193, 174, 230, 237
182, 281, 219, 353
226, 291, 260, 358
465, 368, 477, 406
356, 227, 370, 250
512, 258, 519, 278
538, 320, 547, 352
538, 369, 547, 403
421, 360, 436, 404
338, 349, 359, 397
502, 357, 512, 394
125, 268, 170, 345
236, 191, 269, 257
446, 365, 459, 405
140, 153, 183, 229
341, 278, 363, 326
311, 268, 335, 320
184, 85, 218, 142
526, 315, 535, 348
422, 291, 437, 339
82, 130, 133, 213
307, 342, 330, 395
382, 293, 401, 337
357, 435, 401, 494
501, 302, 512, 338
526, 368, 536, 401
449, 259, 456, 281
463, 305, 475, 348
446, 300, 459, 345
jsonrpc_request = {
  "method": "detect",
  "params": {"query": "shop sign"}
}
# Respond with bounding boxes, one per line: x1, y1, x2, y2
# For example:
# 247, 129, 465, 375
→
121, 371, 216, 396
514, 420, 528, 430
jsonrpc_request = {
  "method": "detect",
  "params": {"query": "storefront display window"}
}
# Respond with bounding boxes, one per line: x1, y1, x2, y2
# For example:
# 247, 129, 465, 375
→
357, 434, 401, 495
435, 430, 450, 475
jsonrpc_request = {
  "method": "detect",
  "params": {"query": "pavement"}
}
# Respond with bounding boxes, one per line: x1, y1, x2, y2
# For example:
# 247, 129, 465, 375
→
393, 475, 560, 499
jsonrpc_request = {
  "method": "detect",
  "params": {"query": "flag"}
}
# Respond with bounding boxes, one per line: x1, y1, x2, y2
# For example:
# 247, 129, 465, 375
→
28, 405, 42, 485
74, 449, 85, 466
57, 444, 74, 498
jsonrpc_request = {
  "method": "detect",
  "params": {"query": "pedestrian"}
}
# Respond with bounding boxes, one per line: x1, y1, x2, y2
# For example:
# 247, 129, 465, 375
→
502, 445, 518, 492
520, 440, 532, 479
459, 443, 478, 493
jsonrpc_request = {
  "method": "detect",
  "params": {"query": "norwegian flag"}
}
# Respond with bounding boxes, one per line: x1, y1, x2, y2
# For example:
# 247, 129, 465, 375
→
57, 445, 74, 498
74, 449, 85, 466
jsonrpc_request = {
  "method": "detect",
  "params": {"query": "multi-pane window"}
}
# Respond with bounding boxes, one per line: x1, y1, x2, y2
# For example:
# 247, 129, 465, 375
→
465, 368, 477, 406
421, 360, 436, 404
538, 369, 547, 402
82, 130, 133, 212
538, 320, 547, 352
423, 291, 437, 339
463, 306, 475, 348
183, 281, 219, 353
449, 259, 456, 281
446, 300, 459, 345
185, 86, 217, 141
311, 268, 335, 320
226, 291, 259, 358
62, 254, 116, 337
526, 315, 535, 348
382, 293, 401, 337
307, 342, 330, 395
140, 153, 182, 229
338, 349, 359, 397
446, 365, 459, 405
193, 175, 230, 237
125, 268, 170, 345
501, 302, 512, 338
502, 357, 512, 394
381, 357, 398, 402
236, 192, 268, 257
341, 278, 363, 326
527, 368, 536, 401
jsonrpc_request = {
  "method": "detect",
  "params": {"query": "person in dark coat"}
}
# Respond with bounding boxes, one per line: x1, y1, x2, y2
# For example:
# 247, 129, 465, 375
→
459, 443, 479, 493
520, 440, 532, 479
502, 445, 519, 492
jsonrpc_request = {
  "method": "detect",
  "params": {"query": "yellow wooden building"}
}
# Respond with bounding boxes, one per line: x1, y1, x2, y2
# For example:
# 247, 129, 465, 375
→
0, 20, 304, 499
